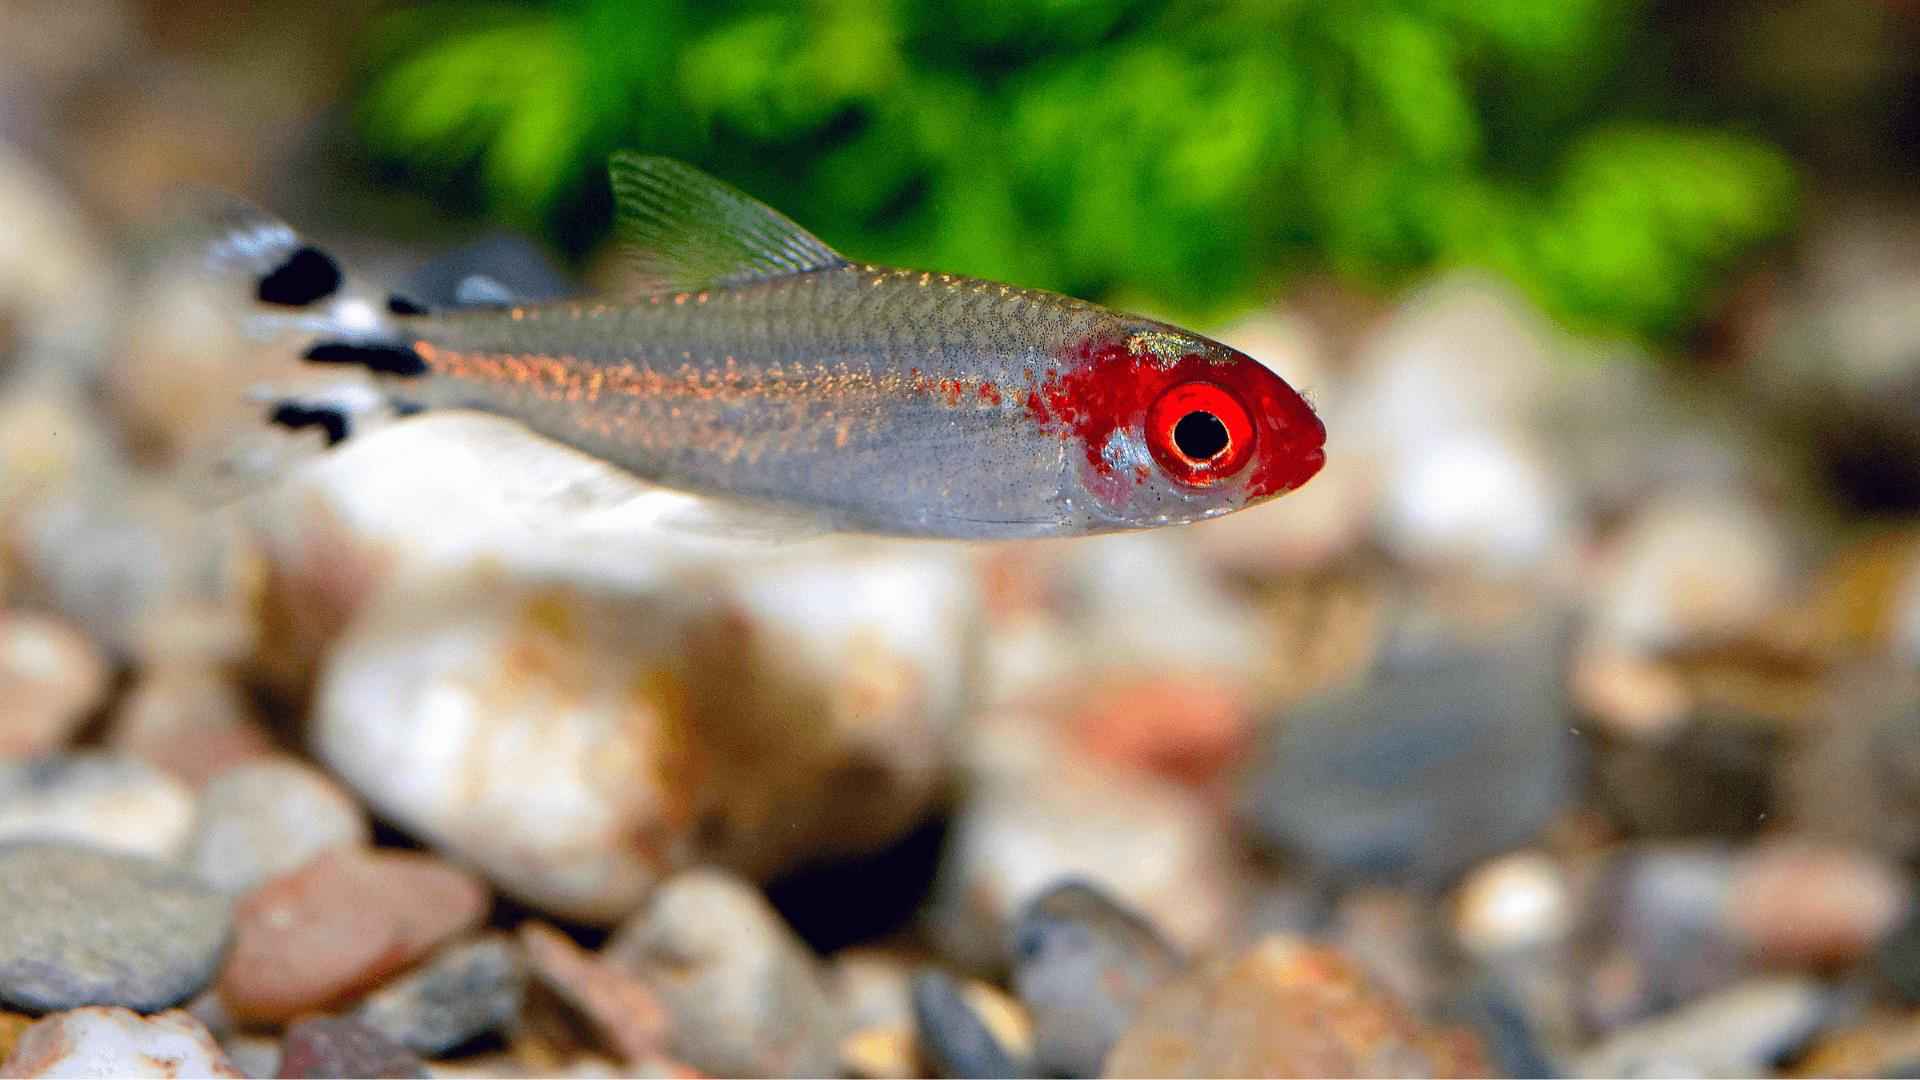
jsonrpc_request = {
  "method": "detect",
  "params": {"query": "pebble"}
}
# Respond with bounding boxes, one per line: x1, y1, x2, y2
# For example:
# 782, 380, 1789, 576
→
1453, 851, 1574, 960
0, 387, 118, 564
0, 841, 230, 1014
218, 846, 488, 1024
1786, 672, 1920, 863
706, 544, 972, 881
314, 576, 693, 924
0, 612, 108, 763
0, 145, 114, 370
1008, 880, 1179, 1078
1468, 981, 1559, 1080
272, 407, 971, 888
0, 753, 196, 861
928, 711, 1231, 970
0, 1007, 244, 1079
1724, 838, 1911, 962
1571, 978, 1829, 1078
0, 1012, 27, 1062
828, 950, 915, 1080
184, 757, 370, 897
1792, 1011, 1920, 1078
603, 868, 841, 1078
1586, 489, 1790, 657
1332, 886, 1435, 1021
1587, 846, 1744, 1032
1344, 275, 1576, 575
15, 476, 252, 660
1065, 672, 1252, 787
910, 968, 1032, 1079
1055, 531, 1267, 678
1241, 623, 1573, 887
1748, 206, 1920, 513
1569, 642, 1694, 742
829, 949, 914, 1036
1102, 934, 1444, 1078
1591, 716, 1778, 840
839, 1024, 917, 1080
220, 1035, 281, 1080
518, 921, 673, 1071
275, 1016, 428, 1079
109, 664, 274, 787
355, 935, 528, 1057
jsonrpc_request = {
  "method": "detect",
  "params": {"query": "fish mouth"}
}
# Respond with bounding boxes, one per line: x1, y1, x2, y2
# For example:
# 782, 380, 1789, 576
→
1261, 442, 1325, 498
1251, 392, 1326, 498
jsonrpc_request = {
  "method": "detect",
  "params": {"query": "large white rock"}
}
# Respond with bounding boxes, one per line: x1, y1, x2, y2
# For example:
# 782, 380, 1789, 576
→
316, 541, 972, 922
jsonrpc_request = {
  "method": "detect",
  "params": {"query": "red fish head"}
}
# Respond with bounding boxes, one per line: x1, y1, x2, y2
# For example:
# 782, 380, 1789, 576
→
1031, 321, 1325, 528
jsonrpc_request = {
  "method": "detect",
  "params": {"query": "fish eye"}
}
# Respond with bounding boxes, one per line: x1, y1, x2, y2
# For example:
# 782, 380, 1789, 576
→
1145, 382, 1254, 485
1173, 410, 1230, 460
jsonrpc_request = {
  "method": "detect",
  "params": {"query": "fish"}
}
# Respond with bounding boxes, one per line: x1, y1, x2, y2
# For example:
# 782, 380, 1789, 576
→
208, 153, 1325, 539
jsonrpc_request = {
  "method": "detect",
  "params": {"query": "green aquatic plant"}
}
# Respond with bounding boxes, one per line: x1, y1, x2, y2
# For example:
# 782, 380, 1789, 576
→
354, 0, 1797, 339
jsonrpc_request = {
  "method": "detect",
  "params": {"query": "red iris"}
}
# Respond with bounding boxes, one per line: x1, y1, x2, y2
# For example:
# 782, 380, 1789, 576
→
1145, 381, 1255, 486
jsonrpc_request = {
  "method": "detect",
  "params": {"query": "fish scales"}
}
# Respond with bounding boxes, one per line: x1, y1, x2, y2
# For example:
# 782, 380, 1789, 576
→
221, 154, 1324, 537
408, 265, 1107, 534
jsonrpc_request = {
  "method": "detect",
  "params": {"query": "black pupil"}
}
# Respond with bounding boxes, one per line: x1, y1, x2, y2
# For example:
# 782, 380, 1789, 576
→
1173, 410, 1230, 461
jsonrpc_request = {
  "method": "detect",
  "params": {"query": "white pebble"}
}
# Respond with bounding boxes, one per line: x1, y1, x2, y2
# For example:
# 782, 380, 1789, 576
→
1455, 851, 1572, 958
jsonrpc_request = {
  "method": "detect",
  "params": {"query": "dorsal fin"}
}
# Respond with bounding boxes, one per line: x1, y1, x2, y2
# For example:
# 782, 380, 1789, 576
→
608, 153, 848, 295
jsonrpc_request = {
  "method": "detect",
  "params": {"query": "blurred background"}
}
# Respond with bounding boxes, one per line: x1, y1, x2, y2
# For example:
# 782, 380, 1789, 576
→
9, 0, 1920, 1077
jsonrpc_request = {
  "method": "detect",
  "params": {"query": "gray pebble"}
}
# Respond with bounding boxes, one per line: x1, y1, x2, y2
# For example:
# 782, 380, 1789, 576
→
1242, 623, 1574, 888
0, 840, 231, 1014
911, 969, 1023, 1080
1009, 880, 1180, 1078
354, 934, 527, 1056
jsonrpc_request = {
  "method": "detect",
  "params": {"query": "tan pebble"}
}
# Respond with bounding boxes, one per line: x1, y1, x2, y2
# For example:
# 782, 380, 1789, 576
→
839, 1023, 916, 1080
1792, 1011, 1920, 1078
0, 613, 107, 762
109, 665, 271, 787
1570, 642, 1691, 741
958, 978, 1033, 1063
1104, 935, 1441, 1078
518, 921, 672, 1070
1726, 839, 1911, 962
0, 1010, 31, 1064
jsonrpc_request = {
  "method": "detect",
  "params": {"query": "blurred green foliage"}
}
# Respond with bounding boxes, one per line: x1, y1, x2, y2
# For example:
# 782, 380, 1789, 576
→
354, 0, 1797, 339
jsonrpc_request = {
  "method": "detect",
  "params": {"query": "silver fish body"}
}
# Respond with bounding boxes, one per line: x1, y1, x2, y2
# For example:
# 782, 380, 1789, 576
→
222, 156, 1325, 539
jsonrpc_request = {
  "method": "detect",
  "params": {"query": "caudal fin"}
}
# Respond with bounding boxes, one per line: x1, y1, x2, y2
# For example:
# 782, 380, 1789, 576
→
177, 191, 426, 363
160, 190, 439, 445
